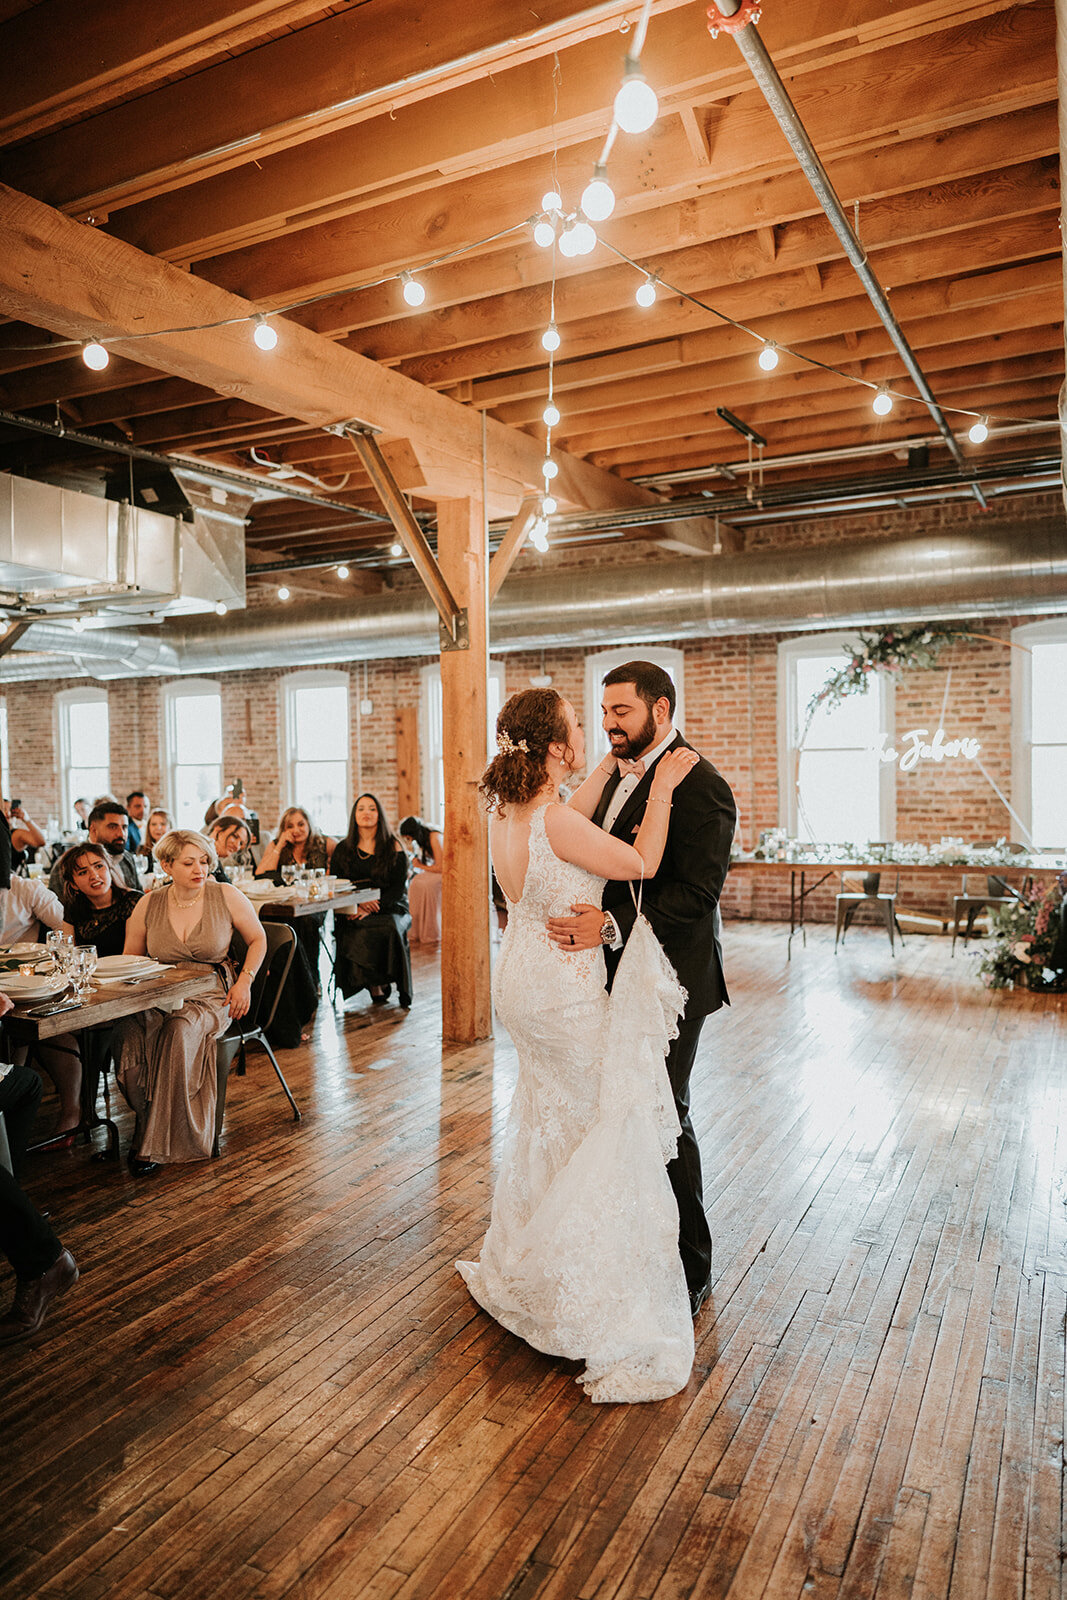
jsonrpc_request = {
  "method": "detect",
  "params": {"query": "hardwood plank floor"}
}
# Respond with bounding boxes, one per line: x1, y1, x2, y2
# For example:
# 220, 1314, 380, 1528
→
1, 924, 1064, 1600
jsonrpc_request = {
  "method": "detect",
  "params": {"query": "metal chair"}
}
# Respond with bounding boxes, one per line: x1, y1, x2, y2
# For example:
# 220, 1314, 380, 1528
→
835, 861, 905, 955
950, 874, 1018, 955
0, 1110, 13, 1175
212, 923, 301, 1157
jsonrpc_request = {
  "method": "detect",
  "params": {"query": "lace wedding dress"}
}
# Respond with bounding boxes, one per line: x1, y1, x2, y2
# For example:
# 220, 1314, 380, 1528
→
458, 804, 695, 1403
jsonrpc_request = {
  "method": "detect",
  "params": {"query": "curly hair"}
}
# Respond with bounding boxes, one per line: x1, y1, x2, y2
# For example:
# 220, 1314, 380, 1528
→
480, 689, 572, 814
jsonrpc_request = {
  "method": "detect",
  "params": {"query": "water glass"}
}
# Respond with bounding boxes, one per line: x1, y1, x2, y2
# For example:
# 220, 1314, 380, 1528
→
281, 864, 297, 889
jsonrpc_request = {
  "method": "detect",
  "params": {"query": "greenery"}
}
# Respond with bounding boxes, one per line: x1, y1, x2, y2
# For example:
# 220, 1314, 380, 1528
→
978, 879, 1067, 991
806, 624, 962, 721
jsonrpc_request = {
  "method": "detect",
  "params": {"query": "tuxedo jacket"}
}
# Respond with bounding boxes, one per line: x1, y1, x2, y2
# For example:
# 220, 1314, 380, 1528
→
595, 733, 736, 1020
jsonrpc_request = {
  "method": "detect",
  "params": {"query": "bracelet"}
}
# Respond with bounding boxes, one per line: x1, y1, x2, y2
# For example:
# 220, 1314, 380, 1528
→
648, 796, 672, 807
239, 968, 257, 980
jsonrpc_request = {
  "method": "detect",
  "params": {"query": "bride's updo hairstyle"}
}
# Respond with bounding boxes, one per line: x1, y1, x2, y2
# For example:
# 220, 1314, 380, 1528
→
480, 689, 571, 815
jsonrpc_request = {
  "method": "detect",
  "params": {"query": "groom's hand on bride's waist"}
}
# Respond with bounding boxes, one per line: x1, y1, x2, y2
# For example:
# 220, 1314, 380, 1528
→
546, 902, 614, 950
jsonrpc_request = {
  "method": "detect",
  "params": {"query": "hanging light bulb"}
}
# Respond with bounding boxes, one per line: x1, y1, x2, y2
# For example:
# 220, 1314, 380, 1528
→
571, 221, 597, 256
968, 416, 989, 444
214, 601, 229, 616
252, 315, 278, 351
542, 495, 557, 515
542, 457, 559, 480
581, 166, 616, 222
82, 341, 109, 371
400, 272, 426, 307
557, 225, 580, 258
614, 58, 659, 134
336, 565, 350, 579
71, 616, 85, 632
872, 385, 893, 416
277, 585, 291, 601
533, 218, 556, 249
543, 401, 561, 427
541, 189, 563, 213
541, 323, 561, 353
389, 540, 403, 557
635, 275, 657, 308
530, 516, 550, 553
758, 341, 780, 371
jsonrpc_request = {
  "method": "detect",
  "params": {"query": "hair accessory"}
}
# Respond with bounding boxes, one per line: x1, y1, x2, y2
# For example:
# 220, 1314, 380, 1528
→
497, 730, 529, 756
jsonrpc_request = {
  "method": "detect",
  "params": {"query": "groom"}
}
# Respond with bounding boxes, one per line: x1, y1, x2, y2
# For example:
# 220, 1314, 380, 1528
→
546, 660, 736, 1317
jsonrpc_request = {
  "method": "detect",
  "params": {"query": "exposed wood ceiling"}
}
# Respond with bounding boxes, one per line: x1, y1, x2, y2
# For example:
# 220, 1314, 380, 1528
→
0, 0, 1059, 591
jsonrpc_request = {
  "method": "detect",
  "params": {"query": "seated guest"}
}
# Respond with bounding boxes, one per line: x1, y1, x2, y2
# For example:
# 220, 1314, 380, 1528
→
49, 802, 140, 895
114, 829, 266, 1174
125, 791, 150, 852
72, 797, 91, 828
332, 794, 412, 1009
1, 800, 46, 872
136, 807, 174, 864
208, 816, 255, 879
57, 843, 142, 957
257, 806, 335, 879
254, 807, 334, 1037
0, 857, 81, 1138
398, 815, 443, 945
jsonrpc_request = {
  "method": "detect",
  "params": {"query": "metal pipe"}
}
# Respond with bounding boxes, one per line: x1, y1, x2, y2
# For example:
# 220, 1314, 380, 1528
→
710, 0, 967, 474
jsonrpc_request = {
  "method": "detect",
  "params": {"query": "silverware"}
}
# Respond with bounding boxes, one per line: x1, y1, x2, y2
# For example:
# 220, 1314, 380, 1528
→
24, 998, 80, 1018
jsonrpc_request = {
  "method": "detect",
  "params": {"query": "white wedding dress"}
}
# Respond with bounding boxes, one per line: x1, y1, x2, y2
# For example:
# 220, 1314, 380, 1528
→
458, 804, 695, 1403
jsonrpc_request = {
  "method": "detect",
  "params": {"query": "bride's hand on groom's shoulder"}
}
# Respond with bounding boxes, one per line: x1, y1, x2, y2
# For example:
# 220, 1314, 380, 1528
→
651, 748, 699, 797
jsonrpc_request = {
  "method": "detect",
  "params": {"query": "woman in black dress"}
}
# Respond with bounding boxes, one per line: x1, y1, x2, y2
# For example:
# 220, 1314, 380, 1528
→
332, 794, 412, 1009
58, 842, 143, 955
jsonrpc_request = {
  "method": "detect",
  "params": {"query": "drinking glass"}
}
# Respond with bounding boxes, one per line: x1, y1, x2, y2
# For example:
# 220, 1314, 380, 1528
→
281, 864, 297, 889
71, 945, 97, 998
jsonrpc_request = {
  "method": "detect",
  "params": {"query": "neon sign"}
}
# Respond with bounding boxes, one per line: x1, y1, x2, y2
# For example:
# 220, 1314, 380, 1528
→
880, 727, 981, 773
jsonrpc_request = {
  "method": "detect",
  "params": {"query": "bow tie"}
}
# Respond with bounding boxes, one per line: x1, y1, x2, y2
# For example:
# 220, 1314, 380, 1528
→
617, 758, 645, 779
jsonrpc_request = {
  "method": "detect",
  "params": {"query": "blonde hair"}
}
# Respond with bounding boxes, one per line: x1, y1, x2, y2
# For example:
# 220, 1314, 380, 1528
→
153, 828, 219, 872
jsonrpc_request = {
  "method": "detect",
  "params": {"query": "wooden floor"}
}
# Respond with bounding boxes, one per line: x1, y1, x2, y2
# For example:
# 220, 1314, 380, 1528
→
2, 924, 1065, 1600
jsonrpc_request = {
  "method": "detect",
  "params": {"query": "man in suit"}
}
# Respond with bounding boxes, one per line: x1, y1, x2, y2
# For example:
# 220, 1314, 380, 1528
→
546, 660, 736, 1317
49, 801, 141, 895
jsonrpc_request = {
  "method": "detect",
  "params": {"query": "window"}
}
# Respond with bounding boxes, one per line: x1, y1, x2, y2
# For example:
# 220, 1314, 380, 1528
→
420, 661, 506, 824
584, 646, 687, 763
1012, 619, 1067, 848
779, 635, 894, 843
163, 679, 223, 827
282, 670, 350, 836
55, 688, 110, 822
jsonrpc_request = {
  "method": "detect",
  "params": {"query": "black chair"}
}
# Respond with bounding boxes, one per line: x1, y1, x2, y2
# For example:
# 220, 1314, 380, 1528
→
950, 874, 1018, 955
835, 858, 905, 955
213, 923, 301, 1157
0, 1110, 12, 1175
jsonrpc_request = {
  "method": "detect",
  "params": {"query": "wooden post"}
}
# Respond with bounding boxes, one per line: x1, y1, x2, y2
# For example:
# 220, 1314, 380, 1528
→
437, 496, 492, 1044
395, 706, 420, 820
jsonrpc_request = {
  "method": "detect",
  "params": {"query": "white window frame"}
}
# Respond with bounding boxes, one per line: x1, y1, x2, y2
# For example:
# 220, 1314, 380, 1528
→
777, 632, 895, 840
1011, 617, 1067, 848
420, 660, 506, 824
161, 677, 223, 826
55, 686, 110, 822
584, 646, 687, 764
281, 668, 351, 836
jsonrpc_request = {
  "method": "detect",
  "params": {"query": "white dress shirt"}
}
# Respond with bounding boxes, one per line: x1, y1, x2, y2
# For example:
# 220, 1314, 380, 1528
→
600, 726, 679, 945
0, 876, 66, 944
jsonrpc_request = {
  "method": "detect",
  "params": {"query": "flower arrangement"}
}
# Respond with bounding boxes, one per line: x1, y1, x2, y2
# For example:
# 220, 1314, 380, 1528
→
978, 878, 1067, 990
806, 624, 961, 721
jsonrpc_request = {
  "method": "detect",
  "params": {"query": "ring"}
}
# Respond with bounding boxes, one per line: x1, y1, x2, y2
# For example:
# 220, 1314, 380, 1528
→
569, 933, 574, 944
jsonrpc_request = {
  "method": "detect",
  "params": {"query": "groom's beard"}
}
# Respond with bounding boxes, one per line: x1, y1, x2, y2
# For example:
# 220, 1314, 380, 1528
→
606, 706, 657, 762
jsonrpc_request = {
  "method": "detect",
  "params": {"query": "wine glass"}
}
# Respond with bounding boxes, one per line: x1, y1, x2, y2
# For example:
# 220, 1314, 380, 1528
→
281, 864, 297, 890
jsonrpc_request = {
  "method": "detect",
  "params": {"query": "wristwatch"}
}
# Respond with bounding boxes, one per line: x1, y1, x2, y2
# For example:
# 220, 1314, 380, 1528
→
599, 917, 617, 945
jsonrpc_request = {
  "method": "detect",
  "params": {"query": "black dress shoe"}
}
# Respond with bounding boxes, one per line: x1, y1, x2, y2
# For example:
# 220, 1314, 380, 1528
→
0, 1248, 79, 1343
398, 992, 412, 1009
126, 1151, 161, 1176
689, 1280, 712, 1319
371, 984, 391, 1005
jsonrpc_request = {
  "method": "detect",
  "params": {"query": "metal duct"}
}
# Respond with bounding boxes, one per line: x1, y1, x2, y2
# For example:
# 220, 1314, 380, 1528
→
5, 518, 1066, 682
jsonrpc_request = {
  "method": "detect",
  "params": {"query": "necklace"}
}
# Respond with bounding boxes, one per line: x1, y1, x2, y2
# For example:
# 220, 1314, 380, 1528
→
171, 884, 205, 908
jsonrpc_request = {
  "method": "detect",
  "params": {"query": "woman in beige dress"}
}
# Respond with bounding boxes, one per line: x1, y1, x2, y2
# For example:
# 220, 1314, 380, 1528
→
115, 829, 266, 1175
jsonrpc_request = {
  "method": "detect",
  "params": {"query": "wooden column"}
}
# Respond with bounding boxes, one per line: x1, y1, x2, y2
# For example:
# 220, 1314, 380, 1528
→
395, 706, 420, 820
437, 496, 492, 1044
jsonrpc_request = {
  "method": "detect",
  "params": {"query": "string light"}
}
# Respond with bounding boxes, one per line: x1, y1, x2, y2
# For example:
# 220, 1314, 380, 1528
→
558, 225, 580, 259
543, 401, 560, 426
214, 601, 228, 616
581, 166, 616, 223
541, 323, 561, 352
872, 385, 893, 416
252, 314, 278, 350
71, 616, 85, 632
530, 516, 550, 553
542, 457, 559, 479
570, 221, 597, 256
389, 540, 403, 556
277, 585, 291, 600
533, 218, 556, 248
758, 341, 780, 371
542, 495, 557, 515
968, 417, 989, 444
336, 565, 350, 579
614, 58, 658, 133
635, 275, 657, 308
82, 341, 109, 370
400, 272, 426, 307
541, 189, 563, 212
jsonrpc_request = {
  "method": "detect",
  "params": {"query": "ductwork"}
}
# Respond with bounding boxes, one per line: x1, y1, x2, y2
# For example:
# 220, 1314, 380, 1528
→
4, 517, 1065, 683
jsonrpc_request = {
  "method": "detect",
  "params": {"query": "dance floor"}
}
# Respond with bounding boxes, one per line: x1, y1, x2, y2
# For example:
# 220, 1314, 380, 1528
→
2, 923, 1065, 1600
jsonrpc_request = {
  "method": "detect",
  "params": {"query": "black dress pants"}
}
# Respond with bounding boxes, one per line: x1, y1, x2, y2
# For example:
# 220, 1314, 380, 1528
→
0, 1066, 63, 1281
664, 1014, 713, 1298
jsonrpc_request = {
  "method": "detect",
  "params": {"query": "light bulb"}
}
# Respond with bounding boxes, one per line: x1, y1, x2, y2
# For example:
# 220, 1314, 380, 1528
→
968, 417, 989, 444
542, 495, 557, 515
401, 272, 426, 307
758, 342, 780, 371
571, 221, 597, 256
277, 585, 291, 601
543, 401, 560, 426
71, 616, 85, 632
390, 541, 403, 557
542, 457, 559, 480
252, 315, 278, 351
614, 62, 658, 134
82, 341, 109, 370
337, 565, 350, 579
635, 276, 657, 308
541, 323, 561, 352
581, 170, 615, 222
541, 189, 563, 212
533, 219, 556, 249
214, 601, 228, 616
872, 386, 893, 416
558, 226, 580, 258
530, 517, 550, 553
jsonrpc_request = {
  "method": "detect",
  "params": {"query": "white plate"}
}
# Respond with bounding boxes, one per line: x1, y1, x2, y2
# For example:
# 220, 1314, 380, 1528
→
96, 960, 172, 983
241, 881, 278, 896
1, 941, 48, 958
3, 977, 69, 1002
95, 954, 157, 976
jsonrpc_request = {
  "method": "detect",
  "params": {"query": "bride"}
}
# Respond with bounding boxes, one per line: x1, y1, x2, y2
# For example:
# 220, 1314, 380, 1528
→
458, 687, 699, 1403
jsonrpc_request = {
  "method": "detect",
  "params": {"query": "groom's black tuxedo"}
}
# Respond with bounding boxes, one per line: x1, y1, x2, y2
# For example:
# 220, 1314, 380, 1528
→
593, 731, 736, 1302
